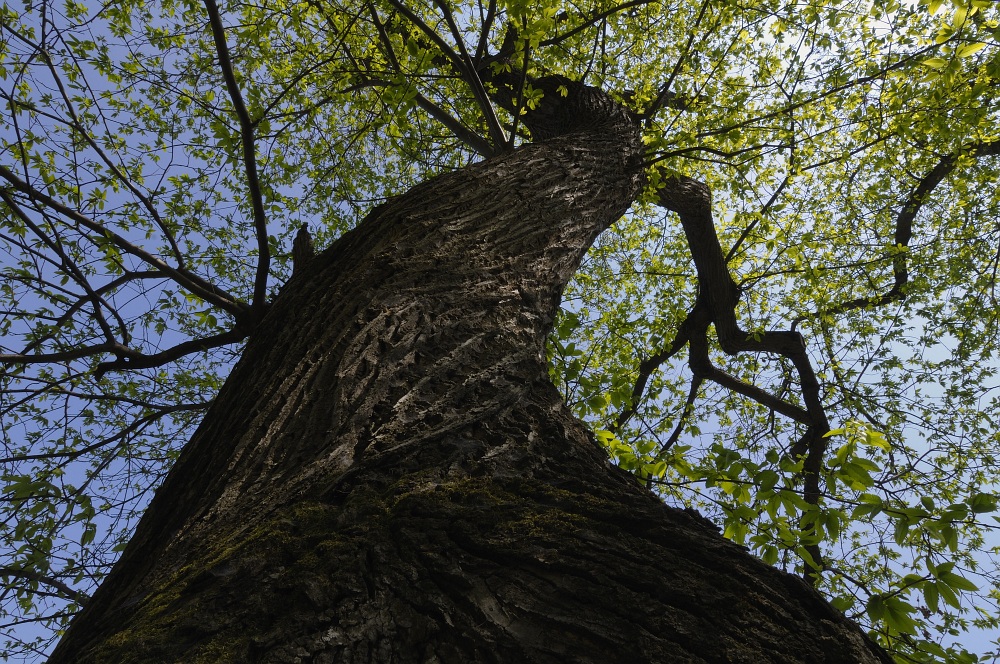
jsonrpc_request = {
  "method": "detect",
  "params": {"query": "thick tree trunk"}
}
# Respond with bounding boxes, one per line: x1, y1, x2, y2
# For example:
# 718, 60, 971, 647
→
49, 85, 891, 663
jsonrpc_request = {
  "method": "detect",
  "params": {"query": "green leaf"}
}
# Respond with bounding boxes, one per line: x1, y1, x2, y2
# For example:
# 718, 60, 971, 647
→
939, 571, 979, 592
882, 596, 919, 635
956, 42, 987, 58
968, 492, 997, 514
923, 582, 940, 613
830, 595, 855, 613
866, 595, 886, 622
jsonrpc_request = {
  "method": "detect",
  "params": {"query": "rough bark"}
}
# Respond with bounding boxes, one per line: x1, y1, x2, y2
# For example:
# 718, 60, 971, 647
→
48, 83, 891, 664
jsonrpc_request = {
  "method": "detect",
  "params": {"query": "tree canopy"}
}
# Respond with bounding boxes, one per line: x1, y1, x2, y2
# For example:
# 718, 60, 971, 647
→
1, 0, 998, 661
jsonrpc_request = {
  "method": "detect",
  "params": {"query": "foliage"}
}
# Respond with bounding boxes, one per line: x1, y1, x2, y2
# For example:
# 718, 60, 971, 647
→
1, 0, 999, 661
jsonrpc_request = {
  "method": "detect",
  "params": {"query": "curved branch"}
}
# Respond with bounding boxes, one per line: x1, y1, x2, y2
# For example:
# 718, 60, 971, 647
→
658, 374, 703, 454
652, 174, 832, 581
203, 0, 270, 311
614, 307, 697, 432
657, 175, 828, 428
794, 137, 1000, 326
93, 326, 250, 379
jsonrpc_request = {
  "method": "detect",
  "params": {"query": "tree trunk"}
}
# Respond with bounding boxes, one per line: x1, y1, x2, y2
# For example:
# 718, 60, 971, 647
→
48, 84, 891, 664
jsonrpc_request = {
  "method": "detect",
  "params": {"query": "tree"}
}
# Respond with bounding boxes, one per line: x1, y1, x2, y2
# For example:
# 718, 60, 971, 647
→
0, 0, 997, 661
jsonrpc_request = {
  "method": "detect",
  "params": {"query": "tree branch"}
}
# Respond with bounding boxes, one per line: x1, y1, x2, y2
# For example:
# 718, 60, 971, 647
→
643, 0, 710, 121
538, 0, 657, 49
431, 0, 507, 150
0, 192, 122, 348
366, 3, 495, 157
0, 401, 208, 464
0, 343, 122, 366
793, 137, 1000, 327
614, 308, 696, 432
93, 326, 250, 379
0, 567, 88, 605
658, 374, 703, 455
654, 174, 832, 581
0, 164, 248, 318
474, 0, 496, 62
203, 0, 270, 311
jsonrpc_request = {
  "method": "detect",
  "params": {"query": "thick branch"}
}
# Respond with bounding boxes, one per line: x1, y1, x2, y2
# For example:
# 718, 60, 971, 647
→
653, 175, 831, 580
658, 175, 828, 429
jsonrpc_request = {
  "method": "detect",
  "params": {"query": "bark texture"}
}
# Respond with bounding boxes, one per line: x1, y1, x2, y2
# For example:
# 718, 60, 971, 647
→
49, 84, 891, 663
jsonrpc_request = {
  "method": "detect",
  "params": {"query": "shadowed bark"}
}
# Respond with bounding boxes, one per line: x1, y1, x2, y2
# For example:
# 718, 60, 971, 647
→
48, 80, 891, 664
